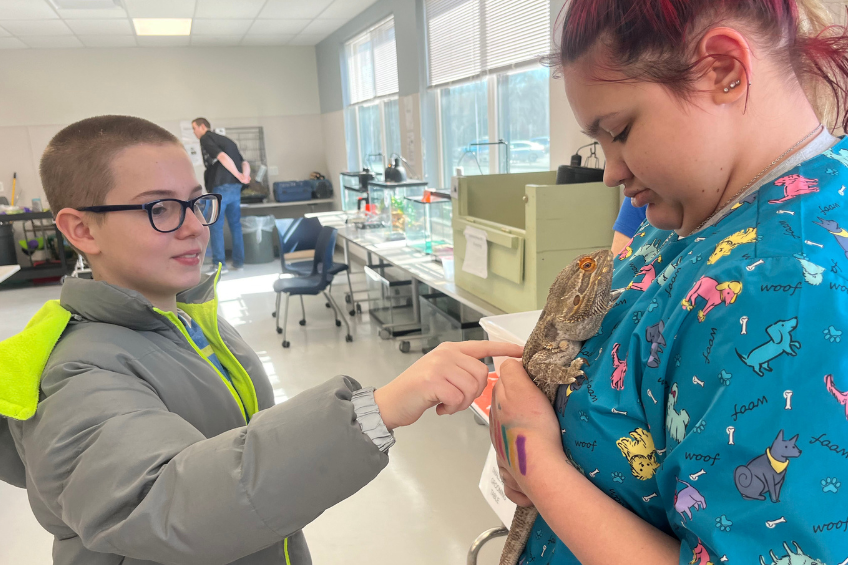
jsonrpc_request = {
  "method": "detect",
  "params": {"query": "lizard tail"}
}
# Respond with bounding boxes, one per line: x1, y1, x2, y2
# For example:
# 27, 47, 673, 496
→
499, 506, 539, 565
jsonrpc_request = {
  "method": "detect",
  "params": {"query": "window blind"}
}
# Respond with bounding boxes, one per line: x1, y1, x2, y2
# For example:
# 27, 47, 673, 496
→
345, 16, 399, 105
425, 0, 550, 87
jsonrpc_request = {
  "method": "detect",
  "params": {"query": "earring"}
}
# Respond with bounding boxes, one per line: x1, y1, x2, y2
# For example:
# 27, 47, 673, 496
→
724, 87, 730, 93
730, 80, 741, 89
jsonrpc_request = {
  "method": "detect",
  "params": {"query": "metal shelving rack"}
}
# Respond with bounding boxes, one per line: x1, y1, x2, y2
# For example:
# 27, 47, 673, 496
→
226, 126, 268, 191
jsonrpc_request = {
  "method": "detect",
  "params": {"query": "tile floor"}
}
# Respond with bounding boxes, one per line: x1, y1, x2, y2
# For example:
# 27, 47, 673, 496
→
0, 262, 508, 564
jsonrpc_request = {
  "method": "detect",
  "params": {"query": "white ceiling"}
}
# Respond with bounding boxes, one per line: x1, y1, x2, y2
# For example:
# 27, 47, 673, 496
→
0, 0, 379, 49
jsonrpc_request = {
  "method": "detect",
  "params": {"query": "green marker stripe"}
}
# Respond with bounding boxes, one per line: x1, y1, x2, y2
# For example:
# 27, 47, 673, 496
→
501, 425, 511, 466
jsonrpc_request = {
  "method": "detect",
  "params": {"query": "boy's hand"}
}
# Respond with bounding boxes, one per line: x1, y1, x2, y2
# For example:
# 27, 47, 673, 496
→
374, 341, 523, 430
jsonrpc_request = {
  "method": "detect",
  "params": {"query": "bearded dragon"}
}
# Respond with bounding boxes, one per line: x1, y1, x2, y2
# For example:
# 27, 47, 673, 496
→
500, 249, 619, 565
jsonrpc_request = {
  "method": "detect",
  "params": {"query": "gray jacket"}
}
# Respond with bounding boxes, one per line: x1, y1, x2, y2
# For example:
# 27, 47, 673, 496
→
0, 275, 389, 564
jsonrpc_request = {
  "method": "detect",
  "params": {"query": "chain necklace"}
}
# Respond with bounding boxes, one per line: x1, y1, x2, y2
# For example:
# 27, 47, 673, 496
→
691, 123, 824, 234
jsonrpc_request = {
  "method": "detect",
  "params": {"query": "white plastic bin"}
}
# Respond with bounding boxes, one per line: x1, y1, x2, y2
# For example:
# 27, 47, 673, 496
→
478, 309, 542, 373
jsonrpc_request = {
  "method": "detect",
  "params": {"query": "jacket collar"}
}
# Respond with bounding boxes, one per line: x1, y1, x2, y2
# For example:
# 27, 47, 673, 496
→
60, 271, 219, 332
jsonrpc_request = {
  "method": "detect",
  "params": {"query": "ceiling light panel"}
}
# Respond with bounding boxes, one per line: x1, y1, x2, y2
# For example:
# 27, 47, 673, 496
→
133, 18, 192, 36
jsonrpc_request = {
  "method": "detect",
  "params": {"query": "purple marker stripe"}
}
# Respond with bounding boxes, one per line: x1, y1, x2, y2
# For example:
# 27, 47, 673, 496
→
516, 434, 527, 476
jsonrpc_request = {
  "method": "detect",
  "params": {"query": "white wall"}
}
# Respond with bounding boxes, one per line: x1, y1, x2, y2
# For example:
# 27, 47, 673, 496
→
0, 46, 328, 208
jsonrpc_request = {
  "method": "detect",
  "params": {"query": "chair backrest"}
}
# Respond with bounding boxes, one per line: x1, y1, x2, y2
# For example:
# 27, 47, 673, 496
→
313, 226, 338, 284
275, 217, 323, 273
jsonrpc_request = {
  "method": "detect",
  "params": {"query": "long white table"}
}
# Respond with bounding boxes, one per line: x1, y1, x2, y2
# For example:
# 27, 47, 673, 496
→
307, 211, 505, 319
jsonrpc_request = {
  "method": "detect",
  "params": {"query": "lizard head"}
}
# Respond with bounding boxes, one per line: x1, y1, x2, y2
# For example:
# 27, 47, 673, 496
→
548, 249, 615, 339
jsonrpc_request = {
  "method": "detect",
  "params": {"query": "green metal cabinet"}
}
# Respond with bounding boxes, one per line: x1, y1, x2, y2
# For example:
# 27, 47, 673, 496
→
452, 172, 619, 313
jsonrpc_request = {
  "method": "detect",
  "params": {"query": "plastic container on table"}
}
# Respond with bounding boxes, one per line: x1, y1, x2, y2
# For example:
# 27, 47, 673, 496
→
404, 191, 453, 254
241, 215, 276, 264
478, 310, 543, 374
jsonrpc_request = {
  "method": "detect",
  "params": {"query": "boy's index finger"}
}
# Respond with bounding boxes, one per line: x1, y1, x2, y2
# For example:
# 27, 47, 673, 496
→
455, 340, 524, 359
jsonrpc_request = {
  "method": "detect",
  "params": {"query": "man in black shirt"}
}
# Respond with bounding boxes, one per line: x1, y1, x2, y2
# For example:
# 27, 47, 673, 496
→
192, 118, 250, 274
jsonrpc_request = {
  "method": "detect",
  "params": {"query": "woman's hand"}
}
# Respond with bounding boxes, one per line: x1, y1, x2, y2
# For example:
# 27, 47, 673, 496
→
489, 359, 565, 500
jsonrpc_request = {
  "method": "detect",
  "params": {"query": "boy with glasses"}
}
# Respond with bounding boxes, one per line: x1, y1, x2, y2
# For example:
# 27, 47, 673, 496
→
0, 115, 521, 565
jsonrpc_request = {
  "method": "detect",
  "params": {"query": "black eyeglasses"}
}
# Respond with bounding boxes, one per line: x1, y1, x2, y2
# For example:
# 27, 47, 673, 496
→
77, 193, 222, 233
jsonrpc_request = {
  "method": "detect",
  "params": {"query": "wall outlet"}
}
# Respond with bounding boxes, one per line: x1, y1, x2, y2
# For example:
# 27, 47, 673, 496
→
269, 166, 279, 176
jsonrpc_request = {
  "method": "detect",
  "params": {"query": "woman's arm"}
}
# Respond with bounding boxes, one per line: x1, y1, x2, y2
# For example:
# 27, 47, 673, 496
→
491, 360, 680, 565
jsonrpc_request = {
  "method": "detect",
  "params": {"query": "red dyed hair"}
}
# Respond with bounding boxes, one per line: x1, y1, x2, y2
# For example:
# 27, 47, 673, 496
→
551, 0, 848, 131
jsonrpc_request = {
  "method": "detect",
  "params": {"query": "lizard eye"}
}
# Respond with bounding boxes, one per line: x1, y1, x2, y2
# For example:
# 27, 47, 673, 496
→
573, 294, 582, 306
579, 257, 597, 272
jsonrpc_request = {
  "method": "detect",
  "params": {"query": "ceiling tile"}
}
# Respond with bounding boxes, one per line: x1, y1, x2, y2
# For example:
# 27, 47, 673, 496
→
123, 0, 196, 18
248, 19, 310, 35
258, 0, 334, 19
135, 35, 191, 46
1, 20, 73, 36
299, 18, 346, 36
195, 0, 265, 19
65, 19, 132, 35
20, 35, 84, 48
192, 19, 252, 35
320, 0, 379, 20
78, 34, 137, 47
288, 34, 325, 46
240, 35, 294, 46
54, 6, 128, 19
0, 25, 9, 37
0, 36, 26, 49
0, 0, 60, 20
190, 34, 241, 46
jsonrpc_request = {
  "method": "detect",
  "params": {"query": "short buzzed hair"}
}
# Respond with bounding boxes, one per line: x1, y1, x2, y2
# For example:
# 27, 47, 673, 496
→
40, 115, 180, 214
192, 117, 211, 130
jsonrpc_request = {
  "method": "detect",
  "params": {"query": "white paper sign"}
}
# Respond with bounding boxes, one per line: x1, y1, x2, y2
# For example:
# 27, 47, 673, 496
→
179, 120, 194, 141
183, 141, 203, 166
479, 445, 517, 527
462, 226, 488, 279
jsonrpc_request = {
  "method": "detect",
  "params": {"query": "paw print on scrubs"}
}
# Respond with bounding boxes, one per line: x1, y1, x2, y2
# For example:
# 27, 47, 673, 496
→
612, 471, 625, 484
827, 167, 839, 176
821, 477, 841, 493
693, 420, 706, 434
633, 311, 644, 324
718, 370, 732, 386
689, 254, 702, 264
715, 515, 733, 532
578, 411, 588, 422
647, 298, 659, 313
823, 325, 843, 343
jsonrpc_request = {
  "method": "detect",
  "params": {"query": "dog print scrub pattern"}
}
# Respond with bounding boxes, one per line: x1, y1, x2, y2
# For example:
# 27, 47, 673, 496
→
519, 137, 848, 565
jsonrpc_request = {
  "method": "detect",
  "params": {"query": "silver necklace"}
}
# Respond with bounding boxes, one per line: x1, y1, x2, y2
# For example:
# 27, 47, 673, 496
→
691, 123, 824, 234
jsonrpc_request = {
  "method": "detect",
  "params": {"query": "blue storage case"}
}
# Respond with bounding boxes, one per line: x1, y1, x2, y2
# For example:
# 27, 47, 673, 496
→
273, 181, 313, 203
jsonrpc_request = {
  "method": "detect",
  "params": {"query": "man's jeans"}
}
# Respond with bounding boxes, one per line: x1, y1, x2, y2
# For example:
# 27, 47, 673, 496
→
209, 183, 244, 268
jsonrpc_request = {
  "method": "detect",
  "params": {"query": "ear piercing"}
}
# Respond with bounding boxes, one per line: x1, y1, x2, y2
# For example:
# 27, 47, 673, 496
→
724, 80, 741, 93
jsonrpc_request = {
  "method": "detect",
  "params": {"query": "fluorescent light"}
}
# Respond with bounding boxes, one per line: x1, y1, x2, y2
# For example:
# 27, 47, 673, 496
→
133, 18, 192, 36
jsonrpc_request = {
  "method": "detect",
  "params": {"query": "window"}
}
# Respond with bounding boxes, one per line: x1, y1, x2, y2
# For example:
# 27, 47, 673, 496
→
439, 79, 490, 183
498, 67, 550, 173
343, 17, 402, 174
426, 0, 551, 185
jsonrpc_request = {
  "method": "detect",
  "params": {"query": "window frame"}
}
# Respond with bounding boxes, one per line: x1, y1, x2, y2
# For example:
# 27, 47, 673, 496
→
435, 62, 548, 187
348, 94, 401, 173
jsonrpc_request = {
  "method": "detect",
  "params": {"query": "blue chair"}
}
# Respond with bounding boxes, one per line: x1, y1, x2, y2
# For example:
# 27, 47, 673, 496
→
273, 226, 353, 348
273, 217, 357, 316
